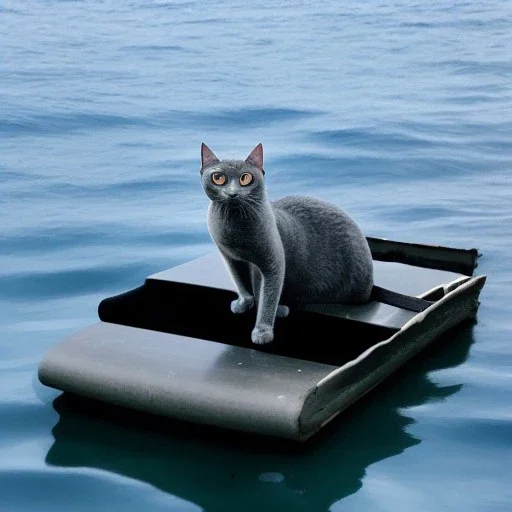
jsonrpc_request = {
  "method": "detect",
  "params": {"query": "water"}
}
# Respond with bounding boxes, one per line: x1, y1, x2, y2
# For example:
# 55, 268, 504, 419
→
1, 0, 511, 510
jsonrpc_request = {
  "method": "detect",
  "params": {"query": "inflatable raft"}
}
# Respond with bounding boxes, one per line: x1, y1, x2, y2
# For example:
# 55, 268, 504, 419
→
39, 237, 486, 441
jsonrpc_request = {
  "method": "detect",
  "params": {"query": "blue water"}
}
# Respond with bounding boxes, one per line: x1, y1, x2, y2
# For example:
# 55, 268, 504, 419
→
2, 1, 512, 510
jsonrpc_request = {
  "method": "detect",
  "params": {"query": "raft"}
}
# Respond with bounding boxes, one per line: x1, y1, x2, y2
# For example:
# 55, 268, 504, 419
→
38, 237, 486, 441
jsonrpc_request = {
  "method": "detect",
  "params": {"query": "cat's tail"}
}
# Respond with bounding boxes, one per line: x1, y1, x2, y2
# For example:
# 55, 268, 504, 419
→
370, 286, 433, 313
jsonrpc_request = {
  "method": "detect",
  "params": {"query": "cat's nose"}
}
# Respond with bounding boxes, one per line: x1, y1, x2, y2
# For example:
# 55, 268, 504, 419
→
226, 191, 239, 198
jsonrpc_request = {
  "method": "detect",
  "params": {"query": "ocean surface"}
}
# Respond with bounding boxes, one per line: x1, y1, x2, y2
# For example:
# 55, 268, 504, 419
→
1, 1, 511, 510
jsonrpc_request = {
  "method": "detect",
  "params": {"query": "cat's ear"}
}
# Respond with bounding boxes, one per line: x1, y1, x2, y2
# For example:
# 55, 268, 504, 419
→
245, 143, 263, 170
201, 143, 220, 171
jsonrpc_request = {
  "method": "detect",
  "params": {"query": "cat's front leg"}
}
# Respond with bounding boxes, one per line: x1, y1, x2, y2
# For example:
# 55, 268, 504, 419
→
251, 269, 289, 319
252, 260, 285, 345
221, 254, 255, 314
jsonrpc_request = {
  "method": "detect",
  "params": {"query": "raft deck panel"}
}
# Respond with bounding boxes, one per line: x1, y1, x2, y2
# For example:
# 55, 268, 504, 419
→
149, 254, 467, 330
39, 323, 337, 440
39, 238, 485, 441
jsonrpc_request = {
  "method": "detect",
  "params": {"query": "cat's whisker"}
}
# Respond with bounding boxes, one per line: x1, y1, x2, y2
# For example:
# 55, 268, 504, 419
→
241, 198, 257, 221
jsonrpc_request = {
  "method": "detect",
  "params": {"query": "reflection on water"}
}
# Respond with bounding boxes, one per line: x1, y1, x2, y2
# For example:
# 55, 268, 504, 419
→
46, 325, 474, 511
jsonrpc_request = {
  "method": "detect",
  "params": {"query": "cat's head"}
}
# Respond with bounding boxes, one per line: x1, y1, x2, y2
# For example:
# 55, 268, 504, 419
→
200, 143, 266, 203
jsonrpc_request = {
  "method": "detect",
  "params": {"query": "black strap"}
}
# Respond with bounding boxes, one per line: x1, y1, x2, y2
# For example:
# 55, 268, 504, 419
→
370, 285, 433, 313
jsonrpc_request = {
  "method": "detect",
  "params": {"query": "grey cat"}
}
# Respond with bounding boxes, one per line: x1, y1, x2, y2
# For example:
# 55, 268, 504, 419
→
200, 143, 374, 345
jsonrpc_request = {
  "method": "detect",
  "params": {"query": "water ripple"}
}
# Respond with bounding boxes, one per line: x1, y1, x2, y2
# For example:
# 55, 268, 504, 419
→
1, 107, 322, 138
0, 264, 149, 301
0, 470, 198, 512
0, 227, 209, 255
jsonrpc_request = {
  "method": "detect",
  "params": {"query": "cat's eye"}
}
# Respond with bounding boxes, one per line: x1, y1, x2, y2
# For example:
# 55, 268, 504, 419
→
211, 172, 226, 186
239, 172, 253, 186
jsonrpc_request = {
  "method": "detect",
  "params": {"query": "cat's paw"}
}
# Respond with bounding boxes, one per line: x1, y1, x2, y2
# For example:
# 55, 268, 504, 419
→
231, 296, 255, 314
251, 324, 274, 345
276, 305, 290, 318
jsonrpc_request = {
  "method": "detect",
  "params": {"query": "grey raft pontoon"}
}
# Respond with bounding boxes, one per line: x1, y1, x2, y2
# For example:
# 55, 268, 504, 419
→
39, 238, 486, 441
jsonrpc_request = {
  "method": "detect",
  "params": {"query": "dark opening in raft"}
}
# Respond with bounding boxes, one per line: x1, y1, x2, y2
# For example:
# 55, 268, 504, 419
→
98, 279, 396, 368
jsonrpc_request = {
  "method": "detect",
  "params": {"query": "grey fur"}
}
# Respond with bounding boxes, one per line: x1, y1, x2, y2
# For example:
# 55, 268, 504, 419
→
200, 144, 374, 344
